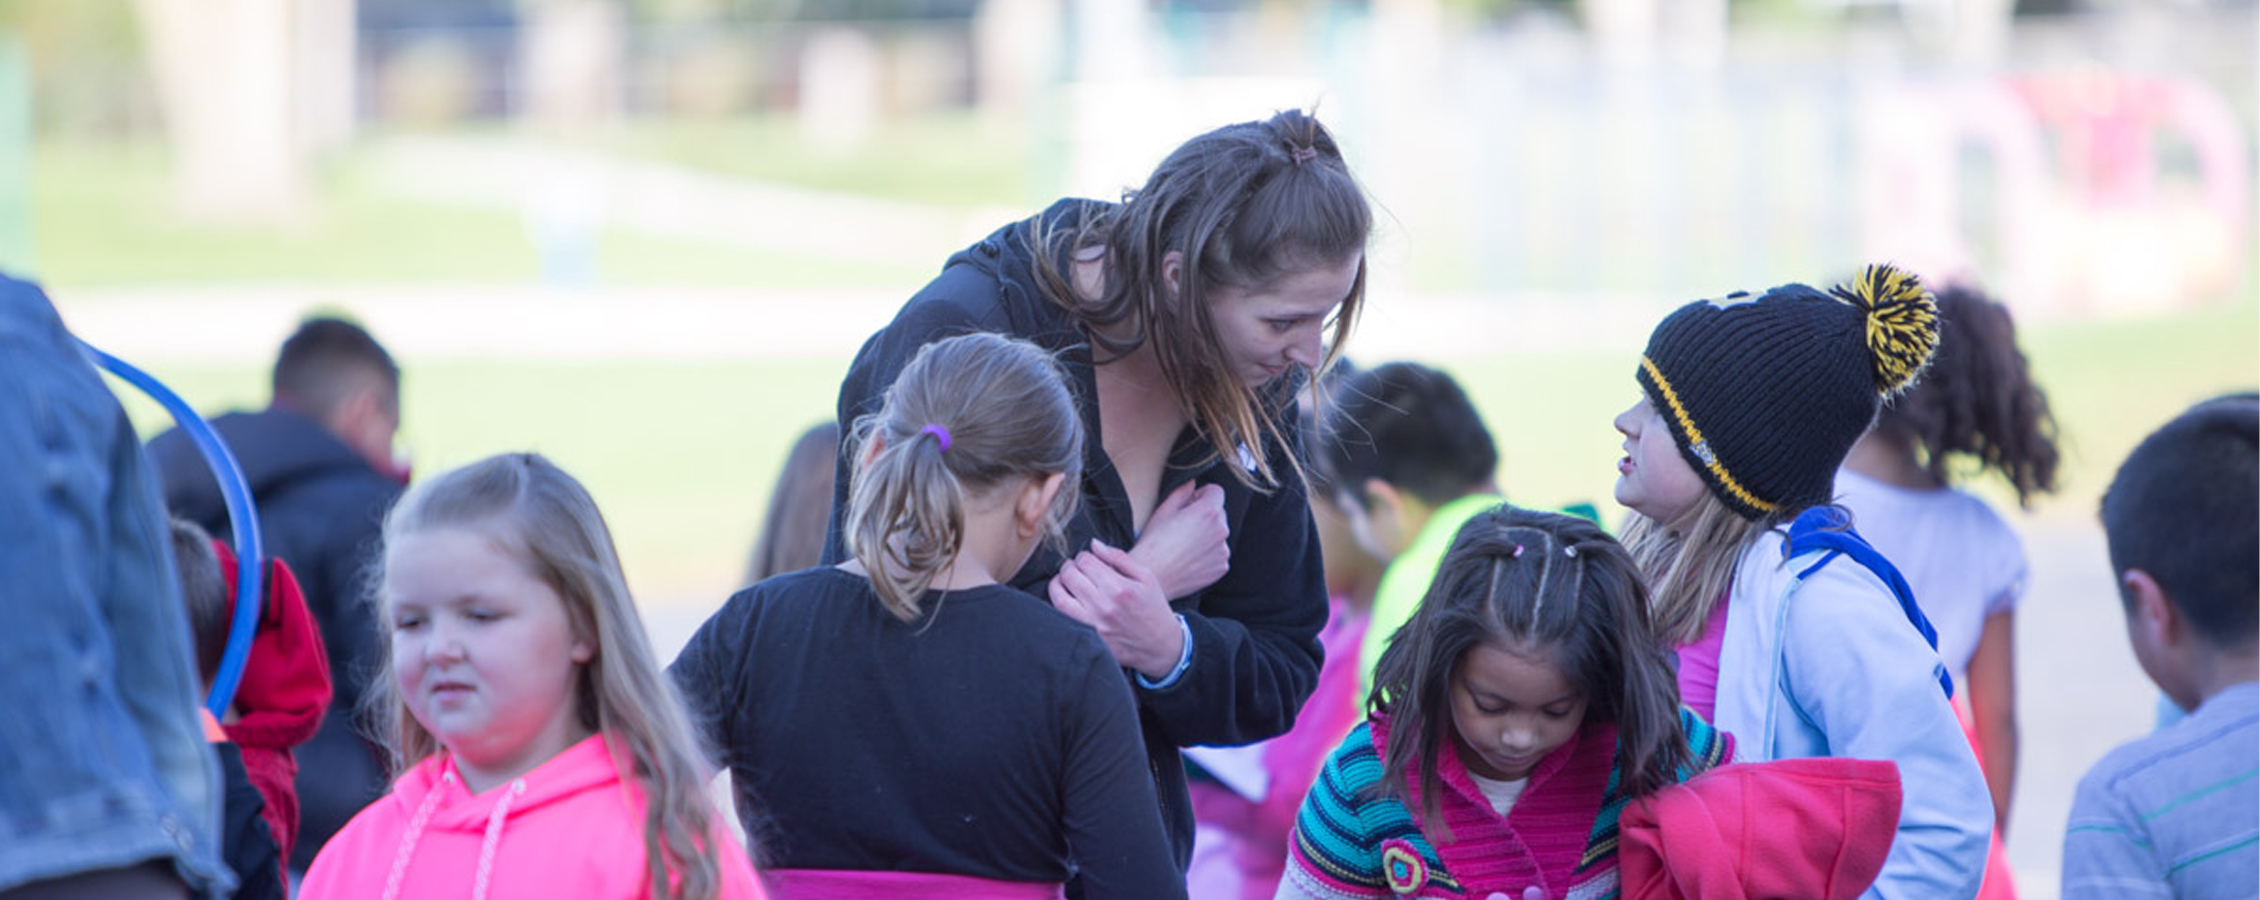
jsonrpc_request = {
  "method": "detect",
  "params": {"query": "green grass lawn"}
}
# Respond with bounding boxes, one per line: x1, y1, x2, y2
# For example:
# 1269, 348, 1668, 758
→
32, 141, 543, 286
109, 289, 2256, 607
25, 118, 1021, 291
112, 357, 848, 600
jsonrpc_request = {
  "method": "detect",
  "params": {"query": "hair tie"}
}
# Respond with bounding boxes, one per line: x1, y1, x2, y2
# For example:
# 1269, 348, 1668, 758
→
1289, 145, 1318, 165
919, 424, 952, 452
1512, 544, 1525, 558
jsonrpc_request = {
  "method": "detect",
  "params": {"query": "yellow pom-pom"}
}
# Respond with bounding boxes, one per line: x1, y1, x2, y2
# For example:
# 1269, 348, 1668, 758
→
1833, 263, 1939, 396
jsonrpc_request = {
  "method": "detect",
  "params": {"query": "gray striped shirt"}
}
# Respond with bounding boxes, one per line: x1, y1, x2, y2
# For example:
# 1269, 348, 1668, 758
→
2064, 681, 2259, 900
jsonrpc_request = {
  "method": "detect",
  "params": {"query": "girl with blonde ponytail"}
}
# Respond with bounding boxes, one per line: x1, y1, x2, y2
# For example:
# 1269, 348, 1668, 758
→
671, 333, 1185, 900
1610, 264, 1993, 898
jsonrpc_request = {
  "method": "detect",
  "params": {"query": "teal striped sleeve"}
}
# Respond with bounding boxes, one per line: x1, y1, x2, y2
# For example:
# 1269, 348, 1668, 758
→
1283, 725, 1391, 897
1681, 707, 1733, 774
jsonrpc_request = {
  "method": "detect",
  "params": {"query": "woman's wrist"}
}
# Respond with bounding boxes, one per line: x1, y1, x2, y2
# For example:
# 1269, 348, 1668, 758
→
1135, 614, 1194, 688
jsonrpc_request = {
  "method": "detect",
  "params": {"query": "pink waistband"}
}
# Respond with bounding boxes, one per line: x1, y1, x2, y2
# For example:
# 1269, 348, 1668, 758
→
765, 868, 1067, 900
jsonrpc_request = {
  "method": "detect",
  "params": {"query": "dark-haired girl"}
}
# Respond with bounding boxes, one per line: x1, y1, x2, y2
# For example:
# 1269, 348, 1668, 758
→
824, 109, 1373, 866
1277, 507, 1731, 900
1837, 282, 2059, 900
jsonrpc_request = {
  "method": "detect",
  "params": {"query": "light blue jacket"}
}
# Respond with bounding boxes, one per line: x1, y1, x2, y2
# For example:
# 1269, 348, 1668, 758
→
0, 277, 231, 896
1713, 528, 1992, 900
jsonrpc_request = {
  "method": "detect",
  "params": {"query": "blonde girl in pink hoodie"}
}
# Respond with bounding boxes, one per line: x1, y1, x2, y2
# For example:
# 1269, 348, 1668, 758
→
300, 453, 764, 900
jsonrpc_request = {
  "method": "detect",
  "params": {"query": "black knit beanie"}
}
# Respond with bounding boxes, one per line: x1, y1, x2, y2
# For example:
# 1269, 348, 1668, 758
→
1637, 264, 1940, 521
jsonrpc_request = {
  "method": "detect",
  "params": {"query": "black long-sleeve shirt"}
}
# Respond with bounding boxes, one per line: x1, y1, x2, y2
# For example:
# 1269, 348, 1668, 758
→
669, 568, 1185, 900
819, 199, 1330, 868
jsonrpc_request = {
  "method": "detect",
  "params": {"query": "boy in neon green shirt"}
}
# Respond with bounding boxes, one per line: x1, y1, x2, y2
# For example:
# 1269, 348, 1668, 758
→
1314, 362, 1503, 696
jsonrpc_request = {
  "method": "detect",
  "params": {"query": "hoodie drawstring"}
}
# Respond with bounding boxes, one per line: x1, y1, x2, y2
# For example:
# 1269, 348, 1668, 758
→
378, 771, 530, 900
381, 771, 452, 900
472, 777, 528, 900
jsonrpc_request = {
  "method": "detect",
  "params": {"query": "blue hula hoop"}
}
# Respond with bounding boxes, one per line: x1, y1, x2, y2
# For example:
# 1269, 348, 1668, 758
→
85, 343, 263, 719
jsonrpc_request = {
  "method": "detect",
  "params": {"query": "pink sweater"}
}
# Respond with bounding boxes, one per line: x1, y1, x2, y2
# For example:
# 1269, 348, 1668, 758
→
300, 734, 765, 900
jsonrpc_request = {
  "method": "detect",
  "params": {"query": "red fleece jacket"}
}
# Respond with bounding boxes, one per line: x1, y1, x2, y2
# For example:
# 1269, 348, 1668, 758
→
1619, 758, 1902, 900
213, 541, 334, 866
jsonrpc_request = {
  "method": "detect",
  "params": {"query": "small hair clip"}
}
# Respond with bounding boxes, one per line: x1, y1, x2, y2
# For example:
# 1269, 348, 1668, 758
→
919, 423, 952, 452
1512, 544, 1525, 558
1564, 545, 1578, 558
1289, 145, 1318, 165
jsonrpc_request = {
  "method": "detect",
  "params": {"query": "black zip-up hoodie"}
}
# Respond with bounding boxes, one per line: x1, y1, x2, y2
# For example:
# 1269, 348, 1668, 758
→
823, 199, 1328, 869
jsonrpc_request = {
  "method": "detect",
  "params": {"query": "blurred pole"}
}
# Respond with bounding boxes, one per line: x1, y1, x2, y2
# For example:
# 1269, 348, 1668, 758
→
298, 0, 358, 155
1579, 0, 1651, 69
973, 0, 1062, 127
1953, 0, 2014, 65
522, 0, 626, 129
0, 34, 27, 275
134, 0, 307, 220
799, 28, 882, 153
1072, 0, 1152, 82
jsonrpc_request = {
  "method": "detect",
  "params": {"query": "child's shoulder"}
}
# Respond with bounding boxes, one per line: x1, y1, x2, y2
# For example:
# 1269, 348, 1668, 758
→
1735, 526, 1894, 613
742, 565, 851, 598
1676, 707, 1736, 773
301, 764, 431, 888
1322, 720, 1381, 769
2083, 685, 2259, 798
1305, 721, 1387, 806
1302, 720, 1413, 823
728, 567, 889, 620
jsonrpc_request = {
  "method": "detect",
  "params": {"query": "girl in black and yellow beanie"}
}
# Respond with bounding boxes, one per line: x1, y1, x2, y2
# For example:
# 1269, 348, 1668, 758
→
1612, 263, 1996, 898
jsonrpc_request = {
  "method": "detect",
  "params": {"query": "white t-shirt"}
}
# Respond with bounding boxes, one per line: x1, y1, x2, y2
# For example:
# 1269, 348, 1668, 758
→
1467, 772, 1528, 818
1833, 468, 2029, 686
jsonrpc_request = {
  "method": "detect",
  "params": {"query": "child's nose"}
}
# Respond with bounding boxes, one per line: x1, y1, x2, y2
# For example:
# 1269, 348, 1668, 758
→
1498, 721, 1537, 751
424, 631, 467, 664
1613, 403, 1640, 437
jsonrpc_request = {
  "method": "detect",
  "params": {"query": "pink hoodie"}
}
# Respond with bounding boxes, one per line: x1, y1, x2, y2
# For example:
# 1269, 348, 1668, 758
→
300, 734, 765, 900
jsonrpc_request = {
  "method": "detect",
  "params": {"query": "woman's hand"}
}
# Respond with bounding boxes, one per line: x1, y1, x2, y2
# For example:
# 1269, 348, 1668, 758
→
1129, 480, 1231, 600
1050, 541, 1188, 681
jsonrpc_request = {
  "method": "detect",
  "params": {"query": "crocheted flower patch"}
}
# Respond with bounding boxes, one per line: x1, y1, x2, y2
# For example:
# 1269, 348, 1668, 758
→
1381, 838, 1428, 896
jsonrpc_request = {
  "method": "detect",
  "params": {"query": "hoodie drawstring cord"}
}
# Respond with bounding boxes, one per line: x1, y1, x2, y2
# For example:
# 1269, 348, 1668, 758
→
381, 771, 452, 900
472, 777, 529, 900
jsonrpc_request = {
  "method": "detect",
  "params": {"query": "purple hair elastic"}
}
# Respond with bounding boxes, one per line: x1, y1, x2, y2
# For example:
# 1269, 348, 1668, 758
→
920, 423, 952, 451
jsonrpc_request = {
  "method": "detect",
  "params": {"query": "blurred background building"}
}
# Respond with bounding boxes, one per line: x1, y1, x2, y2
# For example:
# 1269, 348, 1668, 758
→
0, 0, 2248, 316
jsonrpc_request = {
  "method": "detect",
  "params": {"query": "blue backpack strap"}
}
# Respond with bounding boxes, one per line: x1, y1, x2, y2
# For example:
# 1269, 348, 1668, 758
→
1784, 506, 1954, 699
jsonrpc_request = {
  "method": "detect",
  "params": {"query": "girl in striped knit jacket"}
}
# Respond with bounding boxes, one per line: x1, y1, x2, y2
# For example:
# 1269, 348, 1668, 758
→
1277, 506, 1730, 900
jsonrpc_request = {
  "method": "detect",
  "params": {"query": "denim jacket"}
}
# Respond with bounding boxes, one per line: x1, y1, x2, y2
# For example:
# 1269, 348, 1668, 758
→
0, 276, 232, 896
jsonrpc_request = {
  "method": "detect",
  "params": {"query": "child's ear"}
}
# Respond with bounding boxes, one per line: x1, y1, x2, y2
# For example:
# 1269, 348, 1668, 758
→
859, 434, 887, 470
1363, 478, 1407, 529
2124, 568, 2182, 648
1161, 250, 1184, 300
1343, 478, 1410, 559
1018, 472, 1069, 538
